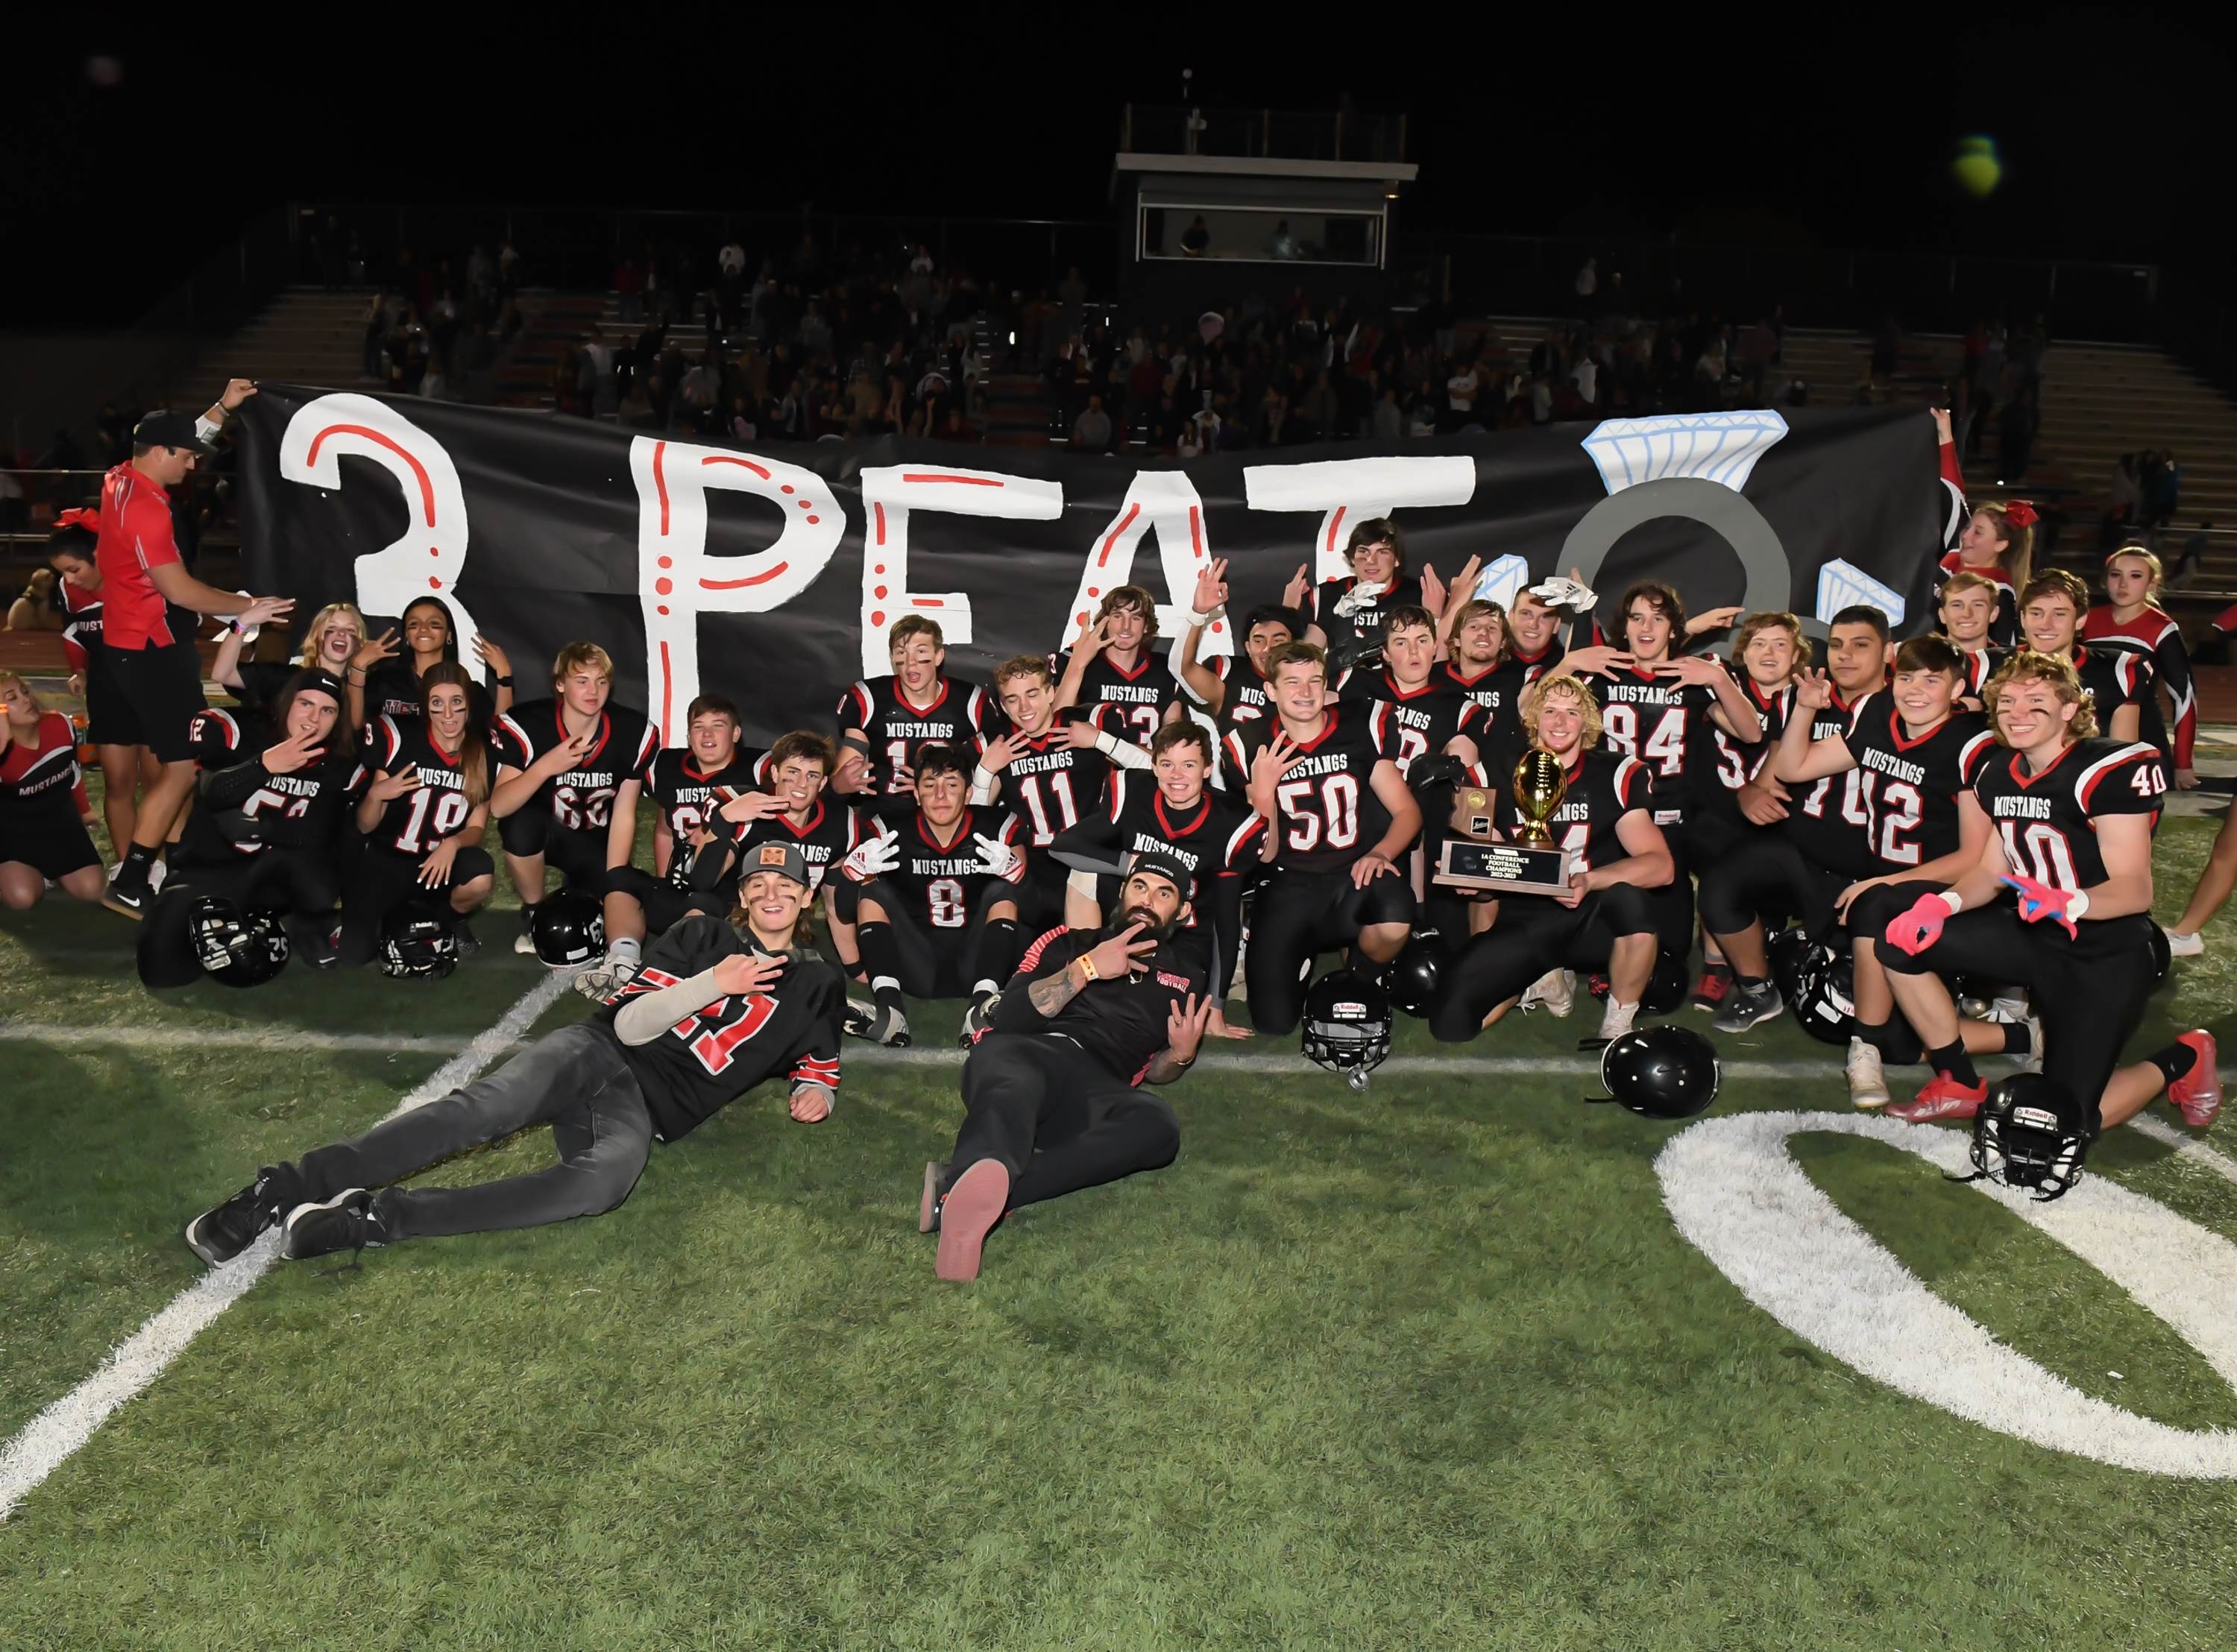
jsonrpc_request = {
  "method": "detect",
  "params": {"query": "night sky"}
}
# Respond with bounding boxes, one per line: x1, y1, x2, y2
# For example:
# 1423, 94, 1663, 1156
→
4, 10, 2228, 326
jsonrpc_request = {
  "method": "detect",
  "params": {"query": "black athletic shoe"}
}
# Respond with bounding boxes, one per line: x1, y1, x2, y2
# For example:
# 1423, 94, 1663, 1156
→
281, 1189, 391, 1261
1711, 977, 1785, 1034
455, 918, 480, 959
183, 1164, 306, 1266
101, 879, 152, 921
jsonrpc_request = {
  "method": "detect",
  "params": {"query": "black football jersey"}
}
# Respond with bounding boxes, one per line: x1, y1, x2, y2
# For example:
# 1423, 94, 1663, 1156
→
864, 802, 1025, 930
490, 702, 659, 833
1695, 675, 1791, 820
1438, 658, 1526, 748
731, 798, 862, 892
599, 914, 844, 1143
1364, 684, 1482, 780
1077, 651, 1183, 751
1843, 705, 1996, 870
2072, 646, 2149, 728
1494, 747, 1654, 879
365, 714, 483, 857
1782, 687, 1882, 877
1224, 708, 1397, 872
836, 674, 997, 796
361, 660, 498, 731
646, 747, 771, 843
1935, 552, 2019, 649
1975, 736, 2165, 896
1304, 573, 1424, 669
1956, 646, 2000, 703
1204, 655, 1275, 732
1581, 665, 1717, 825
183, 705, 365, 861
991, 713, 1113, 857
989, 924, 1210, 1084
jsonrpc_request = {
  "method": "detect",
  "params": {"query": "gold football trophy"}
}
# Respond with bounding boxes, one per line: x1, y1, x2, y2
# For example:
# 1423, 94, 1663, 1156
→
1435, 748, 1578, 896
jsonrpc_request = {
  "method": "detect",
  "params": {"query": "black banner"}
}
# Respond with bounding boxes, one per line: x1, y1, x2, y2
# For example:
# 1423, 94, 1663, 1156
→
239, 388, 1940, 745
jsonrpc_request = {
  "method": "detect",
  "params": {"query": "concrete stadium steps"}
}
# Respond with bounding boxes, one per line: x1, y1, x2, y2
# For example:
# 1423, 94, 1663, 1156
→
163, 288, 376, 399
493, 294, 611, 406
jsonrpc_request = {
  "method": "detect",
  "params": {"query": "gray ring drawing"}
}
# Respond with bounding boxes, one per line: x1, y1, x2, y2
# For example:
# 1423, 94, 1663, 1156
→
1558, 477, 1823, 637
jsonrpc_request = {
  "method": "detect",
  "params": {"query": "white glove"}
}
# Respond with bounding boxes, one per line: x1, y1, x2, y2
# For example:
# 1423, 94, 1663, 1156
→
1529, 575, 1597, 613
841, 831, 902, 883
1332, 582, 1380, 620
972, 832, 1026, 883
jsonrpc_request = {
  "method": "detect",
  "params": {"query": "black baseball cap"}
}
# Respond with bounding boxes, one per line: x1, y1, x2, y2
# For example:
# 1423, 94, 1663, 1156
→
131, 409, 215, 455
740, 839, 814, 892
1124, 849, 1195, 906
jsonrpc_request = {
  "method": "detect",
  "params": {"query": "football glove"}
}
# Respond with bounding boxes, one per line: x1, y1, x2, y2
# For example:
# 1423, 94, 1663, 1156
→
972, 832, 1027, 883
2001, 873, 2083, 939
1884, 892, 1954, 956
840, 832, 901, 884
1529, 574, 1598, 613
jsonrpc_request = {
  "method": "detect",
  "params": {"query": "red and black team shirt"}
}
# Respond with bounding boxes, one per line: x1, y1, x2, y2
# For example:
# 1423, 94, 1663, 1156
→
0, 711, 91, 826
600, 914, 844, 1143
490, 701, 659, 833
1336, 666, 1482, 780
1077, 651, 1184, 751
1975, 735, 2166, 895
1492, 746, 1654, 880
1693, 670, 1791, 823
1841, 705, 1996, 871
2082, 603, 2195, 769
1201, 654, 1274, 732
731, 798, 862, 892
862, 801, 1025, 930
1225, 707, 1397, 874
836, 674, 997, 795
365, 713, 482, 858
1576, 663, 1717, 827
994, 711, 1113, 859
1782, 688, 1881, 878
646, 746, 770, 844
58, 578, 101, 678
988, 924, 1210, 1085
91, 463, 186, 651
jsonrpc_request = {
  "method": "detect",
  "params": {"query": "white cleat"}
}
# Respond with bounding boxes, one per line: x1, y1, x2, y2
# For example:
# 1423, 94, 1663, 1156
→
1595, 997, 1637, 1044
1520, 968, 1574, 1018
1846, 1037, 1891, 1109
2022, 1014, 2045, 1075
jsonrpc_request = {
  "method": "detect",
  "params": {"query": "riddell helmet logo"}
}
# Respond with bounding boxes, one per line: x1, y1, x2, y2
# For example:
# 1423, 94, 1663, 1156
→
1333, 1000, 1367, 1018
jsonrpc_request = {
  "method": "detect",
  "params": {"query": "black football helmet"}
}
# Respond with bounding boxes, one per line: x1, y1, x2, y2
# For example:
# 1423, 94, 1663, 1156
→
1599, 1024, 1720, 1118
531, 890, 606, 968
379, 897, 460, 980
1967, 1074, 2094, 1201
1302, 967, 1393, 1089
1385, 930, 1447, 1018
1639, 950, 1689, 1015
189, 897, 291, 989
1769, 930, 1853, 1045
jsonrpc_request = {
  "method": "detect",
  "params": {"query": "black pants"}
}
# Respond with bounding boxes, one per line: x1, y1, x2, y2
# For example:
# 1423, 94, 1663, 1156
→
946, 1033, 1179, 1211
1697, 833, 1856, 943
860, 877, 1015, 998
1866, 880, 2155, 1124
607, 864, 720, 939
498, 807, 610, 892
291, 1024, 655, 1240
1245, 865, 1417, 1035
137, 848, 345, 989
1429, 883, 1658, 1042
339, 844, 495, 965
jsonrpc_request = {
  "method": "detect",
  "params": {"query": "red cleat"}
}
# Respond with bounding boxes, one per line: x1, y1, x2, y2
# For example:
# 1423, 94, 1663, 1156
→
1888, 1074, 1989, 1123
934, 1158, 1010, 1282
2170, 1030, 2222, 1128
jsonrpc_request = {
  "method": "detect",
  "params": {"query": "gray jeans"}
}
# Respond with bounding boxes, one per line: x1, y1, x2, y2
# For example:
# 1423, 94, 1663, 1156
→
293, 1024, 655, 1242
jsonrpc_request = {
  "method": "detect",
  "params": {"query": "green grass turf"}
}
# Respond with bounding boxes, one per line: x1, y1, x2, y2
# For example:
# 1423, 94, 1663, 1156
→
0, 807, 2233, 1648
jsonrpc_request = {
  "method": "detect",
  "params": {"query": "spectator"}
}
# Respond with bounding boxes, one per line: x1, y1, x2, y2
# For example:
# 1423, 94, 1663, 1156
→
1266, 219, 1300, 259
4, 567, 63, 633
1180, 216, 1211, 258
1445, 359, 1481, 427
1072, 393, 1114, 453
2174, 522, 2214, 584
1575, 256, 1597, 311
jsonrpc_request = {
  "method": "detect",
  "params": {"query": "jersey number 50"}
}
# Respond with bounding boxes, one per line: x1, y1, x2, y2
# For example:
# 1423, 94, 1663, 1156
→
1276, 772, 1360, 851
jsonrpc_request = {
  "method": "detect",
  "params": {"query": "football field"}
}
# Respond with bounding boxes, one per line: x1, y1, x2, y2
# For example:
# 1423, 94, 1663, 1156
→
3, 808, 2235, 1649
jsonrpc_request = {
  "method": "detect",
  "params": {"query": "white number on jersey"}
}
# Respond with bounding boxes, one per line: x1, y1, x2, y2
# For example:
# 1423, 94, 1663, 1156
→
1014, 769, 1080, 845
1997, 820, 2081, 894
1876, 780, 1922, 866
1274, 772, 1362, 851
926, 876, 967, 928
552, 783, 615, 831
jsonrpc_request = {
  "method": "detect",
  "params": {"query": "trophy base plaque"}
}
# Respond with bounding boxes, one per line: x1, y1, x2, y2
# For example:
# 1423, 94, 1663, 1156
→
1435, 837, 1576, 897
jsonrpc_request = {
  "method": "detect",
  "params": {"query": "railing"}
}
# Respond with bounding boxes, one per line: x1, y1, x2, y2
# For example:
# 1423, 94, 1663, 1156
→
1118, 104, 1408, 164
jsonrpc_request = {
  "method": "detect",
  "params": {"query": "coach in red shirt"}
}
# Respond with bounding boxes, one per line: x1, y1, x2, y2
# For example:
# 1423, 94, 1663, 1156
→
98, 380, 294, 917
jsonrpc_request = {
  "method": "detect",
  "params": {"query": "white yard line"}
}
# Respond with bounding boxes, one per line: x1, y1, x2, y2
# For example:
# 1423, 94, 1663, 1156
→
2127, 1115, 2237, 1187
0, 970, 575, 1524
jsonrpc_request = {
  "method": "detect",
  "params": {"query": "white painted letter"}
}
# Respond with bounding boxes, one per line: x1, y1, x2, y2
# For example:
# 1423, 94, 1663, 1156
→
1064, 470, 1227, 659
1242, 455, 1476, 581
856, 464, 1063, 677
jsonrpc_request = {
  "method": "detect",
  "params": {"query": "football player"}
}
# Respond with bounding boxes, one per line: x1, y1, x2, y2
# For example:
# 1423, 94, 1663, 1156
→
136, 671, 365, 983
1937, 570, 2003, 704
837, 615, 998, 798
1429, 672, 1672, 1044
1437, 593, 1518, 738
1055, 584, 1186, 751
971, 654, 1139, 933
2083, 546, 2197, 788
341, 663, 497, 965
489, 643, 658, 964
1295, 517, 1439, 672
1051, 721, 1264, 1037
843, 742, 1028, 1047
1335, 605, 1492, 774
1228, 641, 1420, 1035
1696, 608, 1892, 1032
1173, 557, 1294, 748
1872, 650, 2218, 1134
343, 595, 512, 733
921, 854, 1215, 1281
644, 696, 769, 881
2018, 569, 2145, 745
0, 672, 105, 909
181, 842, 847, 1268
717, 731, 866, 975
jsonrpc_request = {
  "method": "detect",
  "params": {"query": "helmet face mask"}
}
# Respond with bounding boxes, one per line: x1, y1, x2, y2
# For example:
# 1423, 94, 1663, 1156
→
1970, 1076, 2093, 1200
189, 897, 291, 989
380, 898, 460, 980
532, 891, 607, 968
1769, 929, 1854, 1045
1301, 967, 1394, 1085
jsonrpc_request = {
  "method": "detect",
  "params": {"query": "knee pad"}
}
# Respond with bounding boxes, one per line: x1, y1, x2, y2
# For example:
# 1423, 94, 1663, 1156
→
1592, 881, 1658, 938
497, 807, 549, 860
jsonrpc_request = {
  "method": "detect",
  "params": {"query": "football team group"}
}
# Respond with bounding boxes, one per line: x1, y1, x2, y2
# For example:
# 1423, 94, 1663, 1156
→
1, 385, 2224, 1279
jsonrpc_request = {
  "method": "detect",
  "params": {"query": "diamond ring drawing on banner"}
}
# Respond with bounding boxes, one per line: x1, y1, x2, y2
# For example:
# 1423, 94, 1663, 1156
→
276, 392, 483, 655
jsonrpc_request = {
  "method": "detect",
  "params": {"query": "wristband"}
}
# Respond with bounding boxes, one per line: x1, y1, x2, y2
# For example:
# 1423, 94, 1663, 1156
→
2065, 889, 2090, 921
1189, 605, 1225, 626
1077, 955, 1098, 983
1936, 890, 1965, 914
495, 675, 515, 687
1094, 730, 1126, 759
347, 668, 367, 682
839, 734, 874, 759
